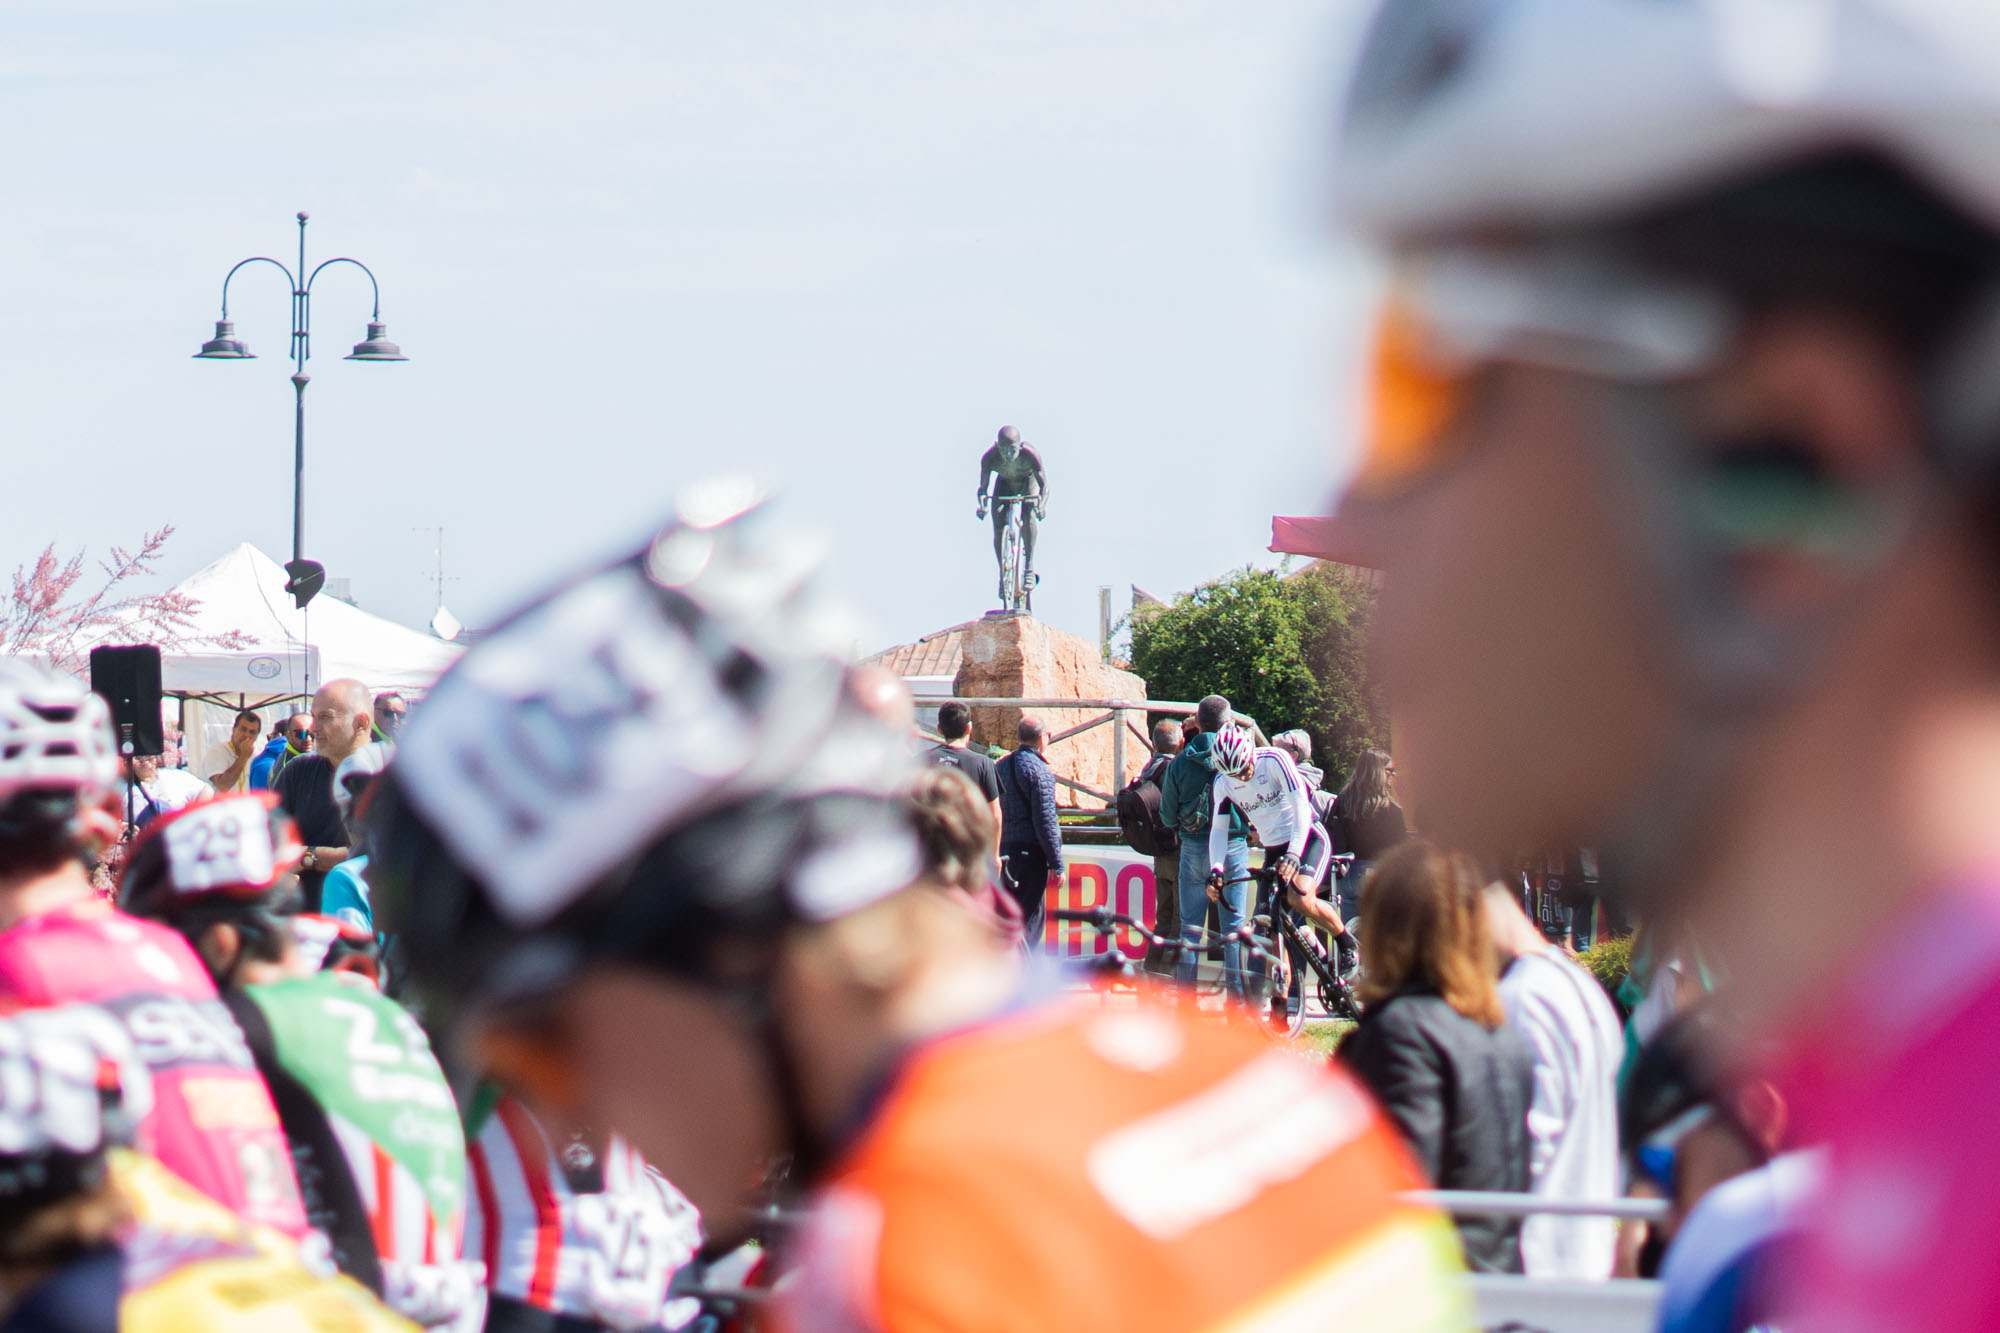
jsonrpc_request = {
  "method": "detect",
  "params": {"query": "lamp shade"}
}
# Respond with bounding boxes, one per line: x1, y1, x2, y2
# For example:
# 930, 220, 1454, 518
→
194, 320, 254, 359
345, 321, 408, 361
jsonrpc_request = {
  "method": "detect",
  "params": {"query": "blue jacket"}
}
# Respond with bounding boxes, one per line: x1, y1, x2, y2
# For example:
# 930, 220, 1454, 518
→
995, 745, 1062, 868
247, 735, 291, 791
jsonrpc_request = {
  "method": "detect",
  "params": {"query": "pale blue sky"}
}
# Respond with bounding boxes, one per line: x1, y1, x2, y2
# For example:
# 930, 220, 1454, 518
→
1, 0, 1377, 656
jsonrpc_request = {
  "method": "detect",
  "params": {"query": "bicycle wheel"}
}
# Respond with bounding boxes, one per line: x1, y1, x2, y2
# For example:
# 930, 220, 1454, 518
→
999, 514, 1021, 609
1259, 932, 1308, 1040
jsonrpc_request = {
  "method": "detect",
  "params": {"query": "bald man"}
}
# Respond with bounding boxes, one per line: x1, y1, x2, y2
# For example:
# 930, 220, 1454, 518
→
273, 678, 373, 907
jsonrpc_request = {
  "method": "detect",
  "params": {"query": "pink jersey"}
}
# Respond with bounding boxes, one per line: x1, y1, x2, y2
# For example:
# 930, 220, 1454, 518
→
465, 1095, 702, 1329
0, 898, 310, 1237
1776, 887, 2000, 1331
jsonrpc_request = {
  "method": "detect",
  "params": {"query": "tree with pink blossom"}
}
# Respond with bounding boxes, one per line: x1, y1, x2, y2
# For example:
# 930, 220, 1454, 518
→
0, 527, 249, 676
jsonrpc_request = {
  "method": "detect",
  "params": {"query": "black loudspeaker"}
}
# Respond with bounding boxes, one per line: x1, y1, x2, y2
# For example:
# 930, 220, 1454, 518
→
89, 645, 164, 757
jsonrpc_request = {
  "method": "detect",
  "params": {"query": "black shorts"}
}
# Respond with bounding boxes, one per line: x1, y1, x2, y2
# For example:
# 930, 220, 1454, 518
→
1277, 823, 1335, 895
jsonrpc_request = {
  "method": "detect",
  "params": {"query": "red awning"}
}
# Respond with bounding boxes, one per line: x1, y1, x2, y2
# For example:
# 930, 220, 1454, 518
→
1269, 515, 1377, 568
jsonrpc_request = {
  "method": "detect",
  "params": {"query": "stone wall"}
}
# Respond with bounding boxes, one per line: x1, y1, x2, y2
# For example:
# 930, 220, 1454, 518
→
953, 613, 1148, 805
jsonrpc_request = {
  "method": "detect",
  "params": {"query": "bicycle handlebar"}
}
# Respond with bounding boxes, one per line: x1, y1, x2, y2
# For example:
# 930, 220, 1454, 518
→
1211, 854, 1358, 890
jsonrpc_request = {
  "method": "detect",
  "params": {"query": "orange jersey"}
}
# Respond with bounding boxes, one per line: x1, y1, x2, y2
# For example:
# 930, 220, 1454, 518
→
779, 997, 1471, 1333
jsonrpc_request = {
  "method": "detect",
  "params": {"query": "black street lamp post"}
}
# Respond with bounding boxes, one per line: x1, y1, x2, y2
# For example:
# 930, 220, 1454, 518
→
194, 211, 407, 606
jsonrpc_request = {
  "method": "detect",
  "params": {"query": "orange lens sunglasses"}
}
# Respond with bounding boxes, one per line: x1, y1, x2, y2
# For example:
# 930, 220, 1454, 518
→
1349, 295, 1484, 500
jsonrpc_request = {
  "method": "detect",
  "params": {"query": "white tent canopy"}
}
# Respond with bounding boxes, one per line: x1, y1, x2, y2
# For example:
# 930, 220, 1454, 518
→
147, 543, 461, 700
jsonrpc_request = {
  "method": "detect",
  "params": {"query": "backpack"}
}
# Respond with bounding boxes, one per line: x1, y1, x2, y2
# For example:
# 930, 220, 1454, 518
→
1115, 755, 1177, 857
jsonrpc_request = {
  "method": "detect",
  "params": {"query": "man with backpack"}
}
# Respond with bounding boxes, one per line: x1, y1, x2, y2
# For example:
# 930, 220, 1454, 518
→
1158, 695, 1252, 1000
1118, 718, 1183, 976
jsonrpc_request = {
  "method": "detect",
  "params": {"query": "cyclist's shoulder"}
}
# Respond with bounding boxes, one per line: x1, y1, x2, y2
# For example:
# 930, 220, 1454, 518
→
244, 967, 356, 1006
814, 1000, 1456, 1331
123, 1256, 414, 1333
0, 902, 210, 1000
112, 1150, 411, 1331
1253, 746, 1304, 778
248, 974, 444, 1073
844, 998, 1354, 1170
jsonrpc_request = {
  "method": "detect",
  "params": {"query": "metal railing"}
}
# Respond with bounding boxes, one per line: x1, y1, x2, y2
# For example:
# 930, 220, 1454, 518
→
1405, 1190, 1668, 1222
1407, 1191, 1665, 1333
920, 696, 1260, 807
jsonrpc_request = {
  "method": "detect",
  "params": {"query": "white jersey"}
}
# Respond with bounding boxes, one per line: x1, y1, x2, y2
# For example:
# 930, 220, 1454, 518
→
1209, 747, 1315, 874
1499, 948, 1626, 1280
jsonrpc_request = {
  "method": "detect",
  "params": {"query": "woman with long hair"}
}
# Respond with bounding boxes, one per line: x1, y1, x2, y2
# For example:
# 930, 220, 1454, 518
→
1333, 747, 1408, 922
1340, 840, 1534, 1273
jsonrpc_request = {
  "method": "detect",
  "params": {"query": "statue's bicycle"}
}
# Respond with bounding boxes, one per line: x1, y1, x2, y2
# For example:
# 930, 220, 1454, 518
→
992, 493, 1036, 613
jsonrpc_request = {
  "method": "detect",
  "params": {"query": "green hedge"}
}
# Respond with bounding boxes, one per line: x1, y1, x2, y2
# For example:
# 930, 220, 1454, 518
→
1578, 934, 1633, 1009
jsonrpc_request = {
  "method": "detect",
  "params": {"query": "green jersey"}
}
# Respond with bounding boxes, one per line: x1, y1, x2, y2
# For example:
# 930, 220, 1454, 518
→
228, 972, 466, 1292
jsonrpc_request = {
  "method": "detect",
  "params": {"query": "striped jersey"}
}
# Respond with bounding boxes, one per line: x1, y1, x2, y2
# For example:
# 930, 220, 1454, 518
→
228, 972, 474, 1327
465, 1092, 704, 1330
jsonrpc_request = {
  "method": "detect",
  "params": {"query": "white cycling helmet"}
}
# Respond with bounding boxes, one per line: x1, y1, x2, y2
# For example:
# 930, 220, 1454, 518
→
1335, 0, 2000, 240
1211, 724, 1255, 781
0, 1004, 152, 1207
333, 741, 393, 825
365, 478, 923, 1025
0, 660, 119, 805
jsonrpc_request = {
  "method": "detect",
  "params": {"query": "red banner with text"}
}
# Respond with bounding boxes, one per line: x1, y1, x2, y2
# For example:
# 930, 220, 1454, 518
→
1045, 844, 1162, 960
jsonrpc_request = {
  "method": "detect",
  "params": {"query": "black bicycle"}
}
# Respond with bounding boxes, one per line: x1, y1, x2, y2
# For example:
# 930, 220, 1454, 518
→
1237, 858, 1364, 1040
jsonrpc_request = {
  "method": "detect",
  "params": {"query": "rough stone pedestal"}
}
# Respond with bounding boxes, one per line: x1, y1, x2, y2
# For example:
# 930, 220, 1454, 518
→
953, 613, 1148, 805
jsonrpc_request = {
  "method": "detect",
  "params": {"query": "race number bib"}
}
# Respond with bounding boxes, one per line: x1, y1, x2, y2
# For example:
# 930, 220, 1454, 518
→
395, 565, 758, 927
164, 801, 275, 893
573, 1188, 695, 1331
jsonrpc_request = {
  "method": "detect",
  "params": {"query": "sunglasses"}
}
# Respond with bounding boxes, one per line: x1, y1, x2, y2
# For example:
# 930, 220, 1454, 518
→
1350, 245, 1734, 501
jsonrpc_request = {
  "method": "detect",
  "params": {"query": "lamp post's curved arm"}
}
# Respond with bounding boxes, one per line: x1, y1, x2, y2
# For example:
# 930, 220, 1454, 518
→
218, 256, 298, 317
306, 257, 383, 319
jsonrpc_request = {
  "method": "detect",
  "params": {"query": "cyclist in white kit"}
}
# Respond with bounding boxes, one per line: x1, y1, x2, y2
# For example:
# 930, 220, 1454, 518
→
1203, 724, 1355, 969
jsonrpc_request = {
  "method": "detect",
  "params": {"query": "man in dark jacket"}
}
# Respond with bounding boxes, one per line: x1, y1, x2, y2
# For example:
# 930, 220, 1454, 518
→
274, 680, 372, 910
1158, 695, 1252, 998
994, 717, 1062, 948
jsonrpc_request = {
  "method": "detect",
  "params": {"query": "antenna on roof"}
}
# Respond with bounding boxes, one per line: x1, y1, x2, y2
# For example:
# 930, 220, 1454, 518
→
414, 527, 464, 641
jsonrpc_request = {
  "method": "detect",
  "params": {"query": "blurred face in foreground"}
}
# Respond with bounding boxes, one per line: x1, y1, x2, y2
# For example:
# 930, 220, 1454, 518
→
1336, 302, 1927, 863
476, 885, 1018, 1236
1338, 361, 1680, 855
551, 969, 782, 1227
